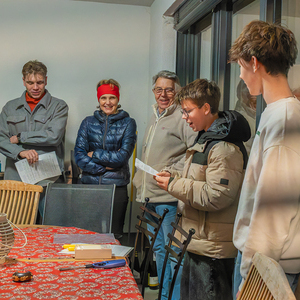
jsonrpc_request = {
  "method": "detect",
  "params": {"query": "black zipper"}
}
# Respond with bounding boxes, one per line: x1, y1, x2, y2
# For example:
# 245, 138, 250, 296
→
103, 115, 108, 150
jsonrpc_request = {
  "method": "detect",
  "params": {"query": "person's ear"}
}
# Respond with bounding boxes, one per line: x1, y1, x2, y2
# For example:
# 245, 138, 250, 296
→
44, 76, 48, 86
203, 103, 211, 115
251, 56, 260, 73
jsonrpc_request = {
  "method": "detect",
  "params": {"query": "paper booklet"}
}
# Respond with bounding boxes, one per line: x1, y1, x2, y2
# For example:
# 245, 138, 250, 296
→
15, 151, 61, 185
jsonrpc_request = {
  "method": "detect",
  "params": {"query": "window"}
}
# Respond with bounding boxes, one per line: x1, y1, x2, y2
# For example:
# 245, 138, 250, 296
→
200, 25, 212, 79
174, 0, 299, 128
282, 0, 300, 99
230, 0, 260, 110
229, 0, 260, 154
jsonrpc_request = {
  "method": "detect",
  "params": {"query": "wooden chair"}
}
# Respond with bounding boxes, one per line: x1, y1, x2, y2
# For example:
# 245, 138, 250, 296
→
131, 197, 169, 297
0, 180, 43, 225
238, 252, 296, 300
158, 213, 195, 300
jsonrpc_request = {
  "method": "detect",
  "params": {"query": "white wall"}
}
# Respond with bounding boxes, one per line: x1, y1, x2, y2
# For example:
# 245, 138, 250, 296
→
125, 0, 177, 234
148, 0, 177, 116
0, 0, 177, 233
131, 0, 176, 160
0, 0, 150, 171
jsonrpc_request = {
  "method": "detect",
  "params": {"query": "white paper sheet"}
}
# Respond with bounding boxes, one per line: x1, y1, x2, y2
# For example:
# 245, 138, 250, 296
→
111, 245, 133, 257
15, 151, 61, 184
135, 158, 159, 176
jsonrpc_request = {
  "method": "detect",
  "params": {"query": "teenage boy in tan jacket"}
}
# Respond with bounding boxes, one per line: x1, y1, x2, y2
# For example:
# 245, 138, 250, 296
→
155, 79, 250, 300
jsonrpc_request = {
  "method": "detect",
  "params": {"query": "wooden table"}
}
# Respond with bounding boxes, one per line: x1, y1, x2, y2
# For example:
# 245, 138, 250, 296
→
0, 225, 142, 299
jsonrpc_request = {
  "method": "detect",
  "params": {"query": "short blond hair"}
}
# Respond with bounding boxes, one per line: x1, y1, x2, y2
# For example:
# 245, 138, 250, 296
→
22, 60, 47, 78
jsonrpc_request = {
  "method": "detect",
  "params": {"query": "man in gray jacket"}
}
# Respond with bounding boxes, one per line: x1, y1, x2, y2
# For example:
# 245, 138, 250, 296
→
133, 70, 197, 300
0, 60, 68, 215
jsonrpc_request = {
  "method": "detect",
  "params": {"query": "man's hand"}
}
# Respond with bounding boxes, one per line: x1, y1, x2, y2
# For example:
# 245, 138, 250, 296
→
154, 172, 171, 191
10, 135, 19, 144
19, 150, 39, 165
87, 151, 93, 158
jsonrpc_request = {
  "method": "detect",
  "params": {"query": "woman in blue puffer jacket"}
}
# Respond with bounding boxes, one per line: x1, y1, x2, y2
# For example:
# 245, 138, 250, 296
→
74, 79, 137, 236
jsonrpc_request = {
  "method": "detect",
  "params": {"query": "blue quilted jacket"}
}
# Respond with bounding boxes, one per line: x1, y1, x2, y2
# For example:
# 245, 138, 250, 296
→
74, 109, 137, 185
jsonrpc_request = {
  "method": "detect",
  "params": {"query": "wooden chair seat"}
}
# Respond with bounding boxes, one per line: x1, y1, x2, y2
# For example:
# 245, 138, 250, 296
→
238, 252, 296, 300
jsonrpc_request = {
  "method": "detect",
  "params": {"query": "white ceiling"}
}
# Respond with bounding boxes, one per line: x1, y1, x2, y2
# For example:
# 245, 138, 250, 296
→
73, 0, 155, 7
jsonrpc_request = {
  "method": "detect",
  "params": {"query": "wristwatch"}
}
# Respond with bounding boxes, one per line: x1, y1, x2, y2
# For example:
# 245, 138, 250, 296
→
17, 133, 21, 142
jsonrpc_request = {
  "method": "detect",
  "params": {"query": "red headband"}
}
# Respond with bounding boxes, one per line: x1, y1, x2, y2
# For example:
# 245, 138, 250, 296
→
97, 84, 120, 100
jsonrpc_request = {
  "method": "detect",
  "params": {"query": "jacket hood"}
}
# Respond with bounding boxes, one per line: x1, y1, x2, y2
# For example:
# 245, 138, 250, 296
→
197, 110, 251, 144
94, 109, 129, 123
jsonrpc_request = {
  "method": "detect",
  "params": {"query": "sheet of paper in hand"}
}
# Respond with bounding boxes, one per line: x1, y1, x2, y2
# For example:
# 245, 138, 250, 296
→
135, 158, 158, 176
15, 151, 61, 184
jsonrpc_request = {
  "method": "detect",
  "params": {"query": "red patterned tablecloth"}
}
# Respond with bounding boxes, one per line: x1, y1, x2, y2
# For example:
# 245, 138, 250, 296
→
0, 226, 142, 300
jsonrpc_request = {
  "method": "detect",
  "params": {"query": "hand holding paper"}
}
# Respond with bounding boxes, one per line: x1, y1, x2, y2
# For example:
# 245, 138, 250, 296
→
15, 151, 61, 184
154, 173, 170, 191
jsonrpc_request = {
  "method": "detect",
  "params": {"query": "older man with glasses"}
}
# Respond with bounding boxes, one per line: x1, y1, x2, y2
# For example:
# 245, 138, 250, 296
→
133, 70, 197, 300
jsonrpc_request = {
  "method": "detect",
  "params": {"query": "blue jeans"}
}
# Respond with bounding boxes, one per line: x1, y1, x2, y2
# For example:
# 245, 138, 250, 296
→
146, 202, 182, 300
233, 251, 300, 298
232, 251, 242, 299
286, 273, 300, 292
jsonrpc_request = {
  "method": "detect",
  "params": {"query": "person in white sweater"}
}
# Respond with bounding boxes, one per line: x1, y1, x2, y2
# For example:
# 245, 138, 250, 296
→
229, 20, 300, 298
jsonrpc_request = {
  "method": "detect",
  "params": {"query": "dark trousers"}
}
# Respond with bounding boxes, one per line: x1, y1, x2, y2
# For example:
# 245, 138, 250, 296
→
181, 251, 234, 300
111, 185, 128, 235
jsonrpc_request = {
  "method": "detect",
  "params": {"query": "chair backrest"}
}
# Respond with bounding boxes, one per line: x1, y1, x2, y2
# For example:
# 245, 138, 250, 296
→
0, 180, 43, 225
70, 150, 81, 184
158, 213, 195, 300
131, 197, 169, 297
238, 252, 296, 300
42, 183, 115, 233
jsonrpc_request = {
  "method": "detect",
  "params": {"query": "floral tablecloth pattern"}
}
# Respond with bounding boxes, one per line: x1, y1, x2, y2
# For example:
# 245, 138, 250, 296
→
0, 226, 142, 300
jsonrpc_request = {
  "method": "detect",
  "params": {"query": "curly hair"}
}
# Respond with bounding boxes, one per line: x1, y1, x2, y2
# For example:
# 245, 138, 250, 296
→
176, 78, 220, 114
229, 20, 298, 76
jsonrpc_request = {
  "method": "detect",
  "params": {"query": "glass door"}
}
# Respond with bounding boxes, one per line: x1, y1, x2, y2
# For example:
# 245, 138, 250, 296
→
230, 0, 260, 155
282, 0, 300, 99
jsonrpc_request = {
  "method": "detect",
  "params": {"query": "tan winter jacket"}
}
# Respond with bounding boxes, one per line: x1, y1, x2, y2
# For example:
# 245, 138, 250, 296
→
133, 102, 197, 203
168, 140, 245, 259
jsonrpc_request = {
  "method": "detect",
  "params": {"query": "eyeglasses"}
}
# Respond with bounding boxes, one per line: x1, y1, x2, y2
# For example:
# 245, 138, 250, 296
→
181, 106, 201, 118
153, 87, 175, 95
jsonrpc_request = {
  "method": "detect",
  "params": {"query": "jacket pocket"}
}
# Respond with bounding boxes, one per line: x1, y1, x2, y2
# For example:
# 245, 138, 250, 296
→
7, 115, 26, 134
7, 115, 26, 124
34, 114, 51, 124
